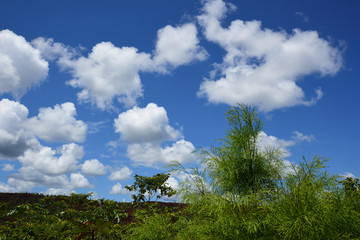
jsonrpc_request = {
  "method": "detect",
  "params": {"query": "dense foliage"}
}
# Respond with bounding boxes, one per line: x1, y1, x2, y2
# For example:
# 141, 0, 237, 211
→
1, 104, 360, 239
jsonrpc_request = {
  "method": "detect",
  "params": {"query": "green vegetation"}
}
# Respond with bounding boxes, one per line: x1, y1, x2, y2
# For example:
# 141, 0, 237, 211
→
1, 104, 360, 239
125, 173, 176, 202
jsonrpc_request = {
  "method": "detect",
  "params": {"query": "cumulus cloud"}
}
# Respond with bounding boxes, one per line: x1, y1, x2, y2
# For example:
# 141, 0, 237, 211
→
108, 166, 133, 181
2, 168, 92, 193
0, 182, 16, 192
110, 183, 131, 194
18, 143, 84, 175
257, 131, 314, 158
114, 103, 195, 167
166, 176, 180, 190
2, 164, 15, 171
0, 29, 48, 98
31, 37, 77, 62
25, 102, 87, 143
114, 103, 181, 143
0, 99, 87, 160
197, 0, 343, 112
0, 99, 39, 159
153, 23, 208, 71
127, 139, 195, 167
70, 172, 93, 189
63, 42, 152, 109
33, 22, 207, 111
81, 159, 107, 176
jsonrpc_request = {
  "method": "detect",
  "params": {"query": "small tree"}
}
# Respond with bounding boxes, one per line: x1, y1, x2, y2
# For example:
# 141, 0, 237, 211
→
125, 173, 176, 202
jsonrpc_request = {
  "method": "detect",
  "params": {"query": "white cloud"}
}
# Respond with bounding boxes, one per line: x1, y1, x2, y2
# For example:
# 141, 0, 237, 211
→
18, 143, 84, 175
110, 182, 131, 194
257, 131, 314, 158
0, 99, 86, 159
115, 103, 195, 167
0, 29, 48, 99
64, 42, 152, 109
153, 23, 208, 71
44, 188, 73, 196
25, 102, 87, 143
70, 172, 93, 189
291, 131, 315, 142
81, 159, 106, 176
108, 166, 133, 181
0, 99, 39, 159
127, 139, 195, 167
257, 131, 295, 158
0, 182, 16, 192
33, 22, 208, 111
166, 176, 180, 190
31, 37, 76, 62
2, 164, 15, 171
114, 103, 181, 143
197, 0, 343, 112
4, 169, 92, 193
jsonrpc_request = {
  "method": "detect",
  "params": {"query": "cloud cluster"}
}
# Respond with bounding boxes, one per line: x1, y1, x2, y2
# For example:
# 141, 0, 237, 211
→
127, 140, 195, 166
25, 102, 87, 143
114, 103, 195, 167
31, 22, 206, 110
0, 30, 48, 99
0, 99, 93, 193
0, 99, 87, 160
197, 0, 343, 111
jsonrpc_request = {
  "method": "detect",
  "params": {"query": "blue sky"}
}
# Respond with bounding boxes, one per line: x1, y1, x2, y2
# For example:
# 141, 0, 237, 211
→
0, 0, 358, 201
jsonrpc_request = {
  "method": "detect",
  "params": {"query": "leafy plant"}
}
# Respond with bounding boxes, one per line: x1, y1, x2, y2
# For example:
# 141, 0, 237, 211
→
126, 173, 176, 202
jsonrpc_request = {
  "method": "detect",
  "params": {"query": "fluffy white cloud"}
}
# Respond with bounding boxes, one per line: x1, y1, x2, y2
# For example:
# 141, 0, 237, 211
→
114, 103, 181, 143
0, 99, 39, 159
31, 37, 76, 62
64, 42, 152, 109
81, 159, 106, 176
165, 176, 180, 190
2, 168, 92, 193
0, 29, 48, 98
110, 183, 130, 195
25, 102, 87, 143
108, 166, 133, 181
197, 0, 343, 112
70, 172, 93, 189
0, 99, 87, 159
257, 132, 296, 158
0, 182, 16, 192
153, 23, 208, 71
33, 22, 208, 111
127, 139, 195, 167
18, 143, 84, 175
2, 164, 15, 171
257, 131, 314, 158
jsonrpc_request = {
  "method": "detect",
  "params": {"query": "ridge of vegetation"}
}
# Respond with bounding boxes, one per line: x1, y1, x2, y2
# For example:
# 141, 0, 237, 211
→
1, 104, 360, 239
